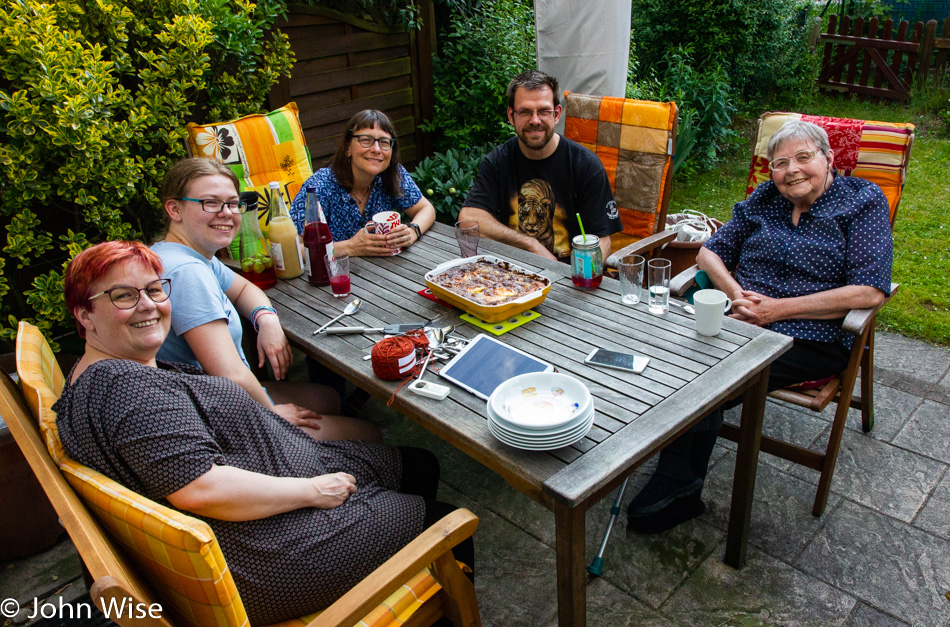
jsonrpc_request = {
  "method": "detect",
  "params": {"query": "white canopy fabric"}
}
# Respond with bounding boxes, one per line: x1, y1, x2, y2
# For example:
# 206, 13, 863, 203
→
534, 0, 631, 131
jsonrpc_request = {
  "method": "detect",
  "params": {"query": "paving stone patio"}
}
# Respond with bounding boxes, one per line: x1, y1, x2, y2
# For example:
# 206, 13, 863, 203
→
1, 330, 948, 626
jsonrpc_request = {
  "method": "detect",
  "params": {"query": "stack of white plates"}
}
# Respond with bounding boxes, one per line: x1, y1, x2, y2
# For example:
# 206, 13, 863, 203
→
486, 372, 594, 450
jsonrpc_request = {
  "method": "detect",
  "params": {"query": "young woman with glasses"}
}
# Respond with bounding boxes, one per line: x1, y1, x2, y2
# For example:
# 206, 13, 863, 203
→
151, 158, 380, 442
289, 109, 435, 257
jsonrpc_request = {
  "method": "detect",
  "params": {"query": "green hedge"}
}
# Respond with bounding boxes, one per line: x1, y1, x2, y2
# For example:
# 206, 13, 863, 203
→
0, 0, 294, 350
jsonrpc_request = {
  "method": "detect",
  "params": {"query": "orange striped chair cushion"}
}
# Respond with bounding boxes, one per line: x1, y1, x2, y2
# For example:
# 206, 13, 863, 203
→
747, 111, 914, 221
15, 321, 67, 464
63, 457, 451, 627
185, 102, 313, 243
564, 92, 677, 239
60, 458, 247, 627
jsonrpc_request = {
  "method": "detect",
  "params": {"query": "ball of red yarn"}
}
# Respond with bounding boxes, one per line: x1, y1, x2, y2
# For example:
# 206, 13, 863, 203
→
371, 336, 418, 380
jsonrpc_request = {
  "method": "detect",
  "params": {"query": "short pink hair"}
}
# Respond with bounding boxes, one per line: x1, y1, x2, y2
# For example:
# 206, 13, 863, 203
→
64, 241, 164, 337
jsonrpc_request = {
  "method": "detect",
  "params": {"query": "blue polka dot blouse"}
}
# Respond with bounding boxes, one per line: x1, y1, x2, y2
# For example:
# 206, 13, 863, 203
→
704, 174, 893, 346
289, 165, 422, 241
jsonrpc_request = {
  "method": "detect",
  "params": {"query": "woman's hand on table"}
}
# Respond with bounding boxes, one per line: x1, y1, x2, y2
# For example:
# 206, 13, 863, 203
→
255, 314, 293, 379
310, 472, 358, 509
339, 228, 399, 257
272, 403, 324, 430
384, 224, 416, 250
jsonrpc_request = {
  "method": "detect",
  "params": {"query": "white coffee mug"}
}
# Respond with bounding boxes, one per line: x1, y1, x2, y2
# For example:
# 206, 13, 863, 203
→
693, 289, 732, 336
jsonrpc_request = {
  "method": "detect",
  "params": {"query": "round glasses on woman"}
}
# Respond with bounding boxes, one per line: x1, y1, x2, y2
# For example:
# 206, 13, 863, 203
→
88, 279, 172, 309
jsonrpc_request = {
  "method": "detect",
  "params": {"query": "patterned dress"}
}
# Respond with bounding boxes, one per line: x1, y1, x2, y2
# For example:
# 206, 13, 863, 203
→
53, 359, 425, 625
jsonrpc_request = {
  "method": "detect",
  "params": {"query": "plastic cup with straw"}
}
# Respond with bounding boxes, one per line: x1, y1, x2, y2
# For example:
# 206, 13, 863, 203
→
571, 213, 603, 288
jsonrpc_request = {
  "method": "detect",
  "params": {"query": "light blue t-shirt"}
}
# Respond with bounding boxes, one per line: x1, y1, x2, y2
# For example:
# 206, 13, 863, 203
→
152, 241, 249, 368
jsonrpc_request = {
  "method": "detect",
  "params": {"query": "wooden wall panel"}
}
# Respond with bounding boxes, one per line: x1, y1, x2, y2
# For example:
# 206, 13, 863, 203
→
270, 3, 435, 169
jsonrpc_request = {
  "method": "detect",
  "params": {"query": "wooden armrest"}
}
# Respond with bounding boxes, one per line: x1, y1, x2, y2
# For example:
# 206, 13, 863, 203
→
605, 230, 677, 268
306, 508, 479, 627
670, 264, 700, 297
842, 283, 898, 335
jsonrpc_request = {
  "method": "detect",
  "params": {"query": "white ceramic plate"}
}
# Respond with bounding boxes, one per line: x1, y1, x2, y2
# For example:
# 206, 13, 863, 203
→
487, 401, 592, 437
487, 412, 594, 450
489, 412, 594, 445
488, 372, 592, 430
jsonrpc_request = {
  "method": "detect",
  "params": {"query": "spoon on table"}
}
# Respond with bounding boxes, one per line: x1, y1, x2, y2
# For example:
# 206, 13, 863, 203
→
669, 299, 696, 315
313, 298, 362, 335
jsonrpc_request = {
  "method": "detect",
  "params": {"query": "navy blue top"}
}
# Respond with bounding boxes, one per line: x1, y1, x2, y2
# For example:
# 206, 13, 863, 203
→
703, 174, 892, 345
289, 165, 422, 241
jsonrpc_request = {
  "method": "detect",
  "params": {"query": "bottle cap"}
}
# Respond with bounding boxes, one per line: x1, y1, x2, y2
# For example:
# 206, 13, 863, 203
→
268, 181, 280, 189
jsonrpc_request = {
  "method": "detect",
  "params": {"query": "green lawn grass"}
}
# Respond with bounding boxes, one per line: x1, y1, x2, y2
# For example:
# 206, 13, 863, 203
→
669, 96, 950, 347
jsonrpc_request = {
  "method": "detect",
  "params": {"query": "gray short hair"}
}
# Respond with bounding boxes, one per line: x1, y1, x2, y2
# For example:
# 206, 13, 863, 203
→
766, 120, 832, 160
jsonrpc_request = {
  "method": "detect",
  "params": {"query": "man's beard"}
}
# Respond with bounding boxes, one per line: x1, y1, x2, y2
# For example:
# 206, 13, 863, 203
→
518, 124, 554, 150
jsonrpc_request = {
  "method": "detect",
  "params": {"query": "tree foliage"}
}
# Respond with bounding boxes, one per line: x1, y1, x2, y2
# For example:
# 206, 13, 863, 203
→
0, 0, 293, 349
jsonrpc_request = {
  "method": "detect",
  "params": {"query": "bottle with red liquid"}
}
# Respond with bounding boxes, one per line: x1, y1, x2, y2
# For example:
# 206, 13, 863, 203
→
303, 186, 333, 286
238, 202, 278, 290
571, 234, 603, 289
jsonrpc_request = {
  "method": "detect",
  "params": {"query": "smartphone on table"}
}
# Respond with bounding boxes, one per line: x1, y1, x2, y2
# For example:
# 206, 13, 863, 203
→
584, 348, 649, 374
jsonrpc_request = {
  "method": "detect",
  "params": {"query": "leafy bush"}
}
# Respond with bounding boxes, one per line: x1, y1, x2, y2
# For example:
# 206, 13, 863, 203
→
653, 47, 739, 174
410, 144, 493, 223
421, 0, 535, 151
0, 0, 293, 350
630, 0, 816, 110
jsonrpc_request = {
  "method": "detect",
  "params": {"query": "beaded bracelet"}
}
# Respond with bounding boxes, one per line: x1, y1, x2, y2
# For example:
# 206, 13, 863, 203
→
251, 306, 277, 332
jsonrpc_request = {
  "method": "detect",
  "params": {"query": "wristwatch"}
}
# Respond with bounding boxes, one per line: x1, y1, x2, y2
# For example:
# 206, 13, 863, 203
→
408, 222, 423, 240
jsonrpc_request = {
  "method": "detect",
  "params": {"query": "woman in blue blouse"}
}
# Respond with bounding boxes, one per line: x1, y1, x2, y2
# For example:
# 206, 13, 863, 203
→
627, 120, 893, 533
290, 110, 435, 256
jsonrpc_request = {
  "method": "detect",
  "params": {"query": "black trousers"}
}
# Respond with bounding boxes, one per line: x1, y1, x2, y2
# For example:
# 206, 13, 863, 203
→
397, 447, 475, 578
724, 338, 851, 411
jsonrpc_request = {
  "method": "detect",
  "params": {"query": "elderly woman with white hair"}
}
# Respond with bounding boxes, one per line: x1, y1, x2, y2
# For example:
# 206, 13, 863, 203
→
626, 120, 893, 533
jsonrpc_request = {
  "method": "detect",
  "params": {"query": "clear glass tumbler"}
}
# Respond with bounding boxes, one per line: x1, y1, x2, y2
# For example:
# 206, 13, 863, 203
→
618, 255, 645, 305
648, 258, 671, 314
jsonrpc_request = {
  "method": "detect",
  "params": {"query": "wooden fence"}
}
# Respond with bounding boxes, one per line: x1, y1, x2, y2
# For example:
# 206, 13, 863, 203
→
268, 2, 435, 168
817, 14, 950, 100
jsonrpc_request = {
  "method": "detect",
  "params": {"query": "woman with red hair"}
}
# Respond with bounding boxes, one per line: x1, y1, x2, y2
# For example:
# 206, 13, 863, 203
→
53, 241, 471, 625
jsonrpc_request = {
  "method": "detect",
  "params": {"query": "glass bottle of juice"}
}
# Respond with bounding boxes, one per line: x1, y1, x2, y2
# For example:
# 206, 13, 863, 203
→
238, 204, 278, 290
303, 186, 333, 286
266, 181, 304, 279
229, 191, 260, 260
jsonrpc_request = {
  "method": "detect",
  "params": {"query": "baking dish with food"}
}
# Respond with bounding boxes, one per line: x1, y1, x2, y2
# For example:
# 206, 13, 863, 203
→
424, 255, 552, 323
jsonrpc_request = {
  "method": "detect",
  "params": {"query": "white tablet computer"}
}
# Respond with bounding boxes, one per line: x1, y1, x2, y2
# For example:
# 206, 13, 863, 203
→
438, 333, 553, 400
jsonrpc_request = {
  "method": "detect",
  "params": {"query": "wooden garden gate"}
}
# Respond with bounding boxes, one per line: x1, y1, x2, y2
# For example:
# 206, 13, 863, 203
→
818, 14, 950, 100
819, 14, 923, 100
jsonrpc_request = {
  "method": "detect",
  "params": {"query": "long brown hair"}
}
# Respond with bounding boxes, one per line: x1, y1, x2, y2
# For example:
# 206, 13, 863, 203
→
329, 110, 403, 197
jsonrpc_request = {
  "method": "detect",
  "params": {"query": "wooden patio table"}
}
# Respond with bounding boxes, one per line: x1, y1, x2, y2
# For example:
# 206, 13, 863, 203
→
267, 221, 792, 627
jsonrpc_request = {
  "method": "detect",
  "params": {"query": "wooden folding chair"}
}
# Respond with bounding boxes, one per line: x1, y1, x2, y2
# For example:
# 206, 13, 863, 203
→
10, 321, 481, 627
673, 112, 914, 516
562, 92, 678, 265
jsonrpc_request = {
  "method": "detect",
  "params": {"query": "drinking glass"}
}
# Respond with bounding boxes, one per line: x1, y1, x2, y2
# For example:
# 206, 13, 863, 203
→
455, 220, 479, 258
648, 258, 671, 314
618, 255, 645, 305
326, 254, 351, 298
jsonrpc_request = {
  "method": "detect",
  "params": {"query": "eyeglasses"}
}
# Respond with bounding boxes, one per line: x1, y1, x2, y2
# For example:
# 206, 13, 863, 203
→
768, 149, 822, 171
512, 108, 558, 121
178, 197, 249, 213
88, 279, 172, 310
351, 134, 395, 151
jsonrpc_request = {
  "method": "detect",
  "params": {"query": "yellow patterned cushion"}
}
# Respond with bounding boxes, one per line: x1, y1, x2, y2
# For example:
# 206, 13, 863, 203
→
185, 103, 313, 243
15, 321, 67, 464
60, 458, 248, 627
267, 568, 443, 627
747, 111, 914, 221
64, 458, 452, 627
563, 92, 677, 240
